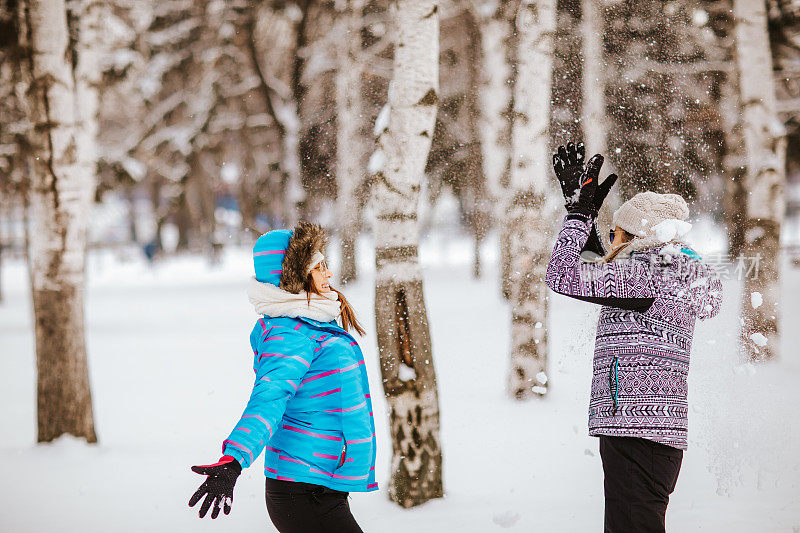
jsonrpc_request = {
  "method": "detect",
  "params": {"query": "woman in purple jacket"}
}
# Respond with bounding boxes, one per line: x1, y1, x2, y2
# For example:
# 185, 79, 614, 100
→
546, 142, 722, 533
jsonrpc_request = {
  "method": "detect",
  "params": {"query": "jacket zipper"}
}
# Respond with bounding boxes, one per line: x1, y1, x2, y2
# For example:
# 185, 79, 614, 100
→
338, 443, 346, 467
609, 356, 619, 415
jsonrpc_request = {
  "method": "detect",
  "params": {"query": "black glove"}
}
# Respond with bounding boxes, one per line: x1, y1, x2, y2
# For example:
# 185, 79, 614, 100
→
189, 455, 242, 519
552, 141, 585, 210
567, 154, 619, 217
553, 141, 618, 217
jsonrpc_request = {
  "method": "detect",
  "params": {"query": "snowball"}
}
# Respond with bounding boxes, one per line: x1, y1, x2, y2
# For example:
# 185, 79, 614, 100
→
750, 292, 763, 309
532, 385, 547, 395
220, 162, 239, 184
398, 363, 416, 381
534, 322, 543, 329
367, 150, 385, 174
535, 371, 548, 384
745, 226, 765, 242
660, 243, 681, 256
692, 8, 709, 26
652, 219, 693, 243
373, 104, 390, 136
749, 333, 768, 347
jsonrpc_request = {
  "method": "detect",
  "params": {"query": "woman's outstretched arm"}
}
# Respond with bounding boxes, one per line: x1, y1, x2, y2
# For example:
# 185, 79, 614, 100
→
545, 213, 656, 312
221, 326, 315, 468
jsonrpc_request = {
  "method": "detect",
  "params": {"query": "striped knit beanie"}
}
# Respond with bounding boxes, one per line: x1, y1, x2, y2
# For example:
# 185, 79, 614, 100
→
253, 230, 292, 286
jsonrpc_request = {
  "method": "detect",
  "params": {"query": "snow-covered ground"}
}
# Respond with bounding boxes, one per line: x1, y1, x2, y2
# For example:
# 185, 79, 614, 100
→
1, 234, 799, 532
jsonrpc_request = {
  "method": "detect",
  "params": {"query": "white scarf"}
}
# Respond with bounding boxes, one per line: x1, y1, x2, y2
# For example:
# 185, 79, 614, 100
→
247, 278, 341, 323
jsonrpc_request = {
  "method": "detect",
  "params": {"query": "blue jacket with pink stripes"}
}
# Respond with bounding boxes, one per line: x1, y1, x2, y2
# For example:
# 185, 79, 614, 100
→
222, 315, 378, 492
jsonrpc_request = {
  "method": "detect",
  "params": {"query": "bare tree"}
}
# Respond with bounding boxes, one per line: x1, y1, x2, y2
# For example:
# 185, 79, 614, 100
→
734, 0, 787, 360
427, 4, 487, 278
477, 0, 514, 268
580, 0, 619, 233
335, 0, 366, 284
504, 0, 557, 399
373, 0, 443, 508
580, 0, 606, 157
18, 0, 99, 442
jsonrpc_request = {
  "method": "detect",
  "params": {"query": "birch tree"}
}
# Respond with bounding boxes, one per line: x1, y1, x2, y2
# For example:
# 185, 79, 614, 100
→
477, 1, 514, 247
18, 0, 99, 442
373, 0, 443, 508
505, 0, 557, 399
335, 0, 366, 284
580, 0, 607, 159
734, 0, 786, 360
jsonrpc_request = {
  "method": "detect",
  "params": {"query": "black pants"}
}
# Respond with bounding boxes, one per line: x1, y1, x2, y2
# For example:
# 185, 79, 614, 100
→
265, 478, 364, 533
599, 436, 683, 533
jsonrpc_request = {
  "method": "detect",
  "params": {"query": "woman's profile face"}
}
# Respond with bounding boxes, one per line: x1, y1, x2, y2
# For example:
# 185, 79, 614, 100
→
310, 261, 333, 293
611, 226, 632, 248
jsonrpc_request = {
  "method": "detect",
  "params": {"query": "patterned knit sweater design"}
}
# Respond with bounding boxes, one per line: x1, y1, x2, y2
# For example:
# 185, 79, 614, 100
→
545, 215, 722, 450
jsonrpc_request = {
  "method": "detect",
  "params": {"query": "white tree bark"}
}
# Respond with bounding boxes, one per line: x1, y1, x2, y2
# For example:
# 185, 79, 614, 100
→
580, 0, 606, 157
734, 0, 786, 361
335, 0, 365, 284
580, 0, 616, 235
505, 0, 557, 399
277, 99, 304, 226
489, 0, 519, 300
20, 0, 98, 442
478, 8, 512, 223
373, 0, 443, 508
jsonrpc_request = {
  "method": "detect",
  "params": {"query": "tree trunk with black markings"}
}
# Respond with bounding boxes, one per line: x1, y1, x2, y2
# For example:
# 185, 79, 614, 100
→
19, 0, 98, 442
373, 0, 443, 508
734, 0, 786, 361
335, 0, 365, 285
504, 0, 557, 399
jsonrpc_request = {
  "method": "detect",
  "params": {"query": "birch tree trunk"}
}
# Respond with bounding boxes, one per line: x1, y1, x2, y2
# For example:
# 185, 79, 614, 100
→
478, 3, 514, 295
734, 0, 786, 361
580, 0, 616, 234
719, 55, 747, 258
580, 0, 606, 158
373, 0, 443, 508
335, 0, 365, 285
19, 0, 98, 442
505, 0, 557, 399
497, 1, 522, 300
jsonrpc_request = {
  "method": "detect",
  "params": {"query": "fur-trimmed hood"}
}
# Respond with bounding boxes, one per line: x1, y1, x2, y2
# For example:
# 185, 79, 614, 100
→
279, 222, 327, 294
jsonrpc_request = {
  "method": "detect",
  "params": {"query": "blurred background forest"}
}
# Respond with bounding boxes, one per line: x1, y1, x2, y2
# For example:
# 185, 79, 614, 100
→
2, 0, 800, 270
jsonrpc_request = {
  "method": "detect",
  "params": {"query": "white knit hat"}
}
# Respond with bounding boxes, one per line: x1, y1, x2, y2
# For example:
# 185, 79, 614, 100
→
613, 192, 690, 250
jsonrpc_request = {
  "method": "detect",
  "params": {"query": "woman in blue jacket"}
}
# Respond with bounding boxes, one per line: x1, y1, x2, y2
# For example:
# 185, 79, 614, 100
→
189, 222, 377, 533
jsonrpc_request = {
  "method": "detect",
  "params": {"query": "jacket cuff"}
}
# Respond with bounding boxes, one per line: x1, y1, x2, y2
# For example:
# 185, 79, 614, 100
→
222, 444, 250, 468
563, 213, 592, 234
565, 212, 592, 222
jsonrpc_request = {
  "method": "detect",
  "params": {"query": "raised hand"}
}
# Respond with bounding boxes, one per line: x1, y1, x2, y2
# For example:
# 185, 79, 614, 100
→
567, 154, 618, 218
189, 456, 242, 519
592, 167, 618, 216
552, 141, 586, 209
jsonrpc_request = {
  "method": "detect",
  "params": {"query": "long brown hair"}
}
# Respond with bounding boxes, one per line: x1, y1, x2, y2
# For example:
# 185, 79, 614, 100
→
304, 274, 366, 336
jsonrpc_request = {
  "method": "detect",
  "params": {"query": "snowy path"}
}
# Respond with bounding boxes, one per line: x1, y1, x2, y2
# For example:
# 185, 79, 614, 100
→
1, 243, 798, 532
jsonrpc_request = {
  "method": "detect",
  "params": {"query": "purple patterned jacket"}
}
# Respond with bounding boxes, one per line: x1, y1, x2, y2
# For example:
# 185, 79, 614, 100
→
545, 214, 722, 450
